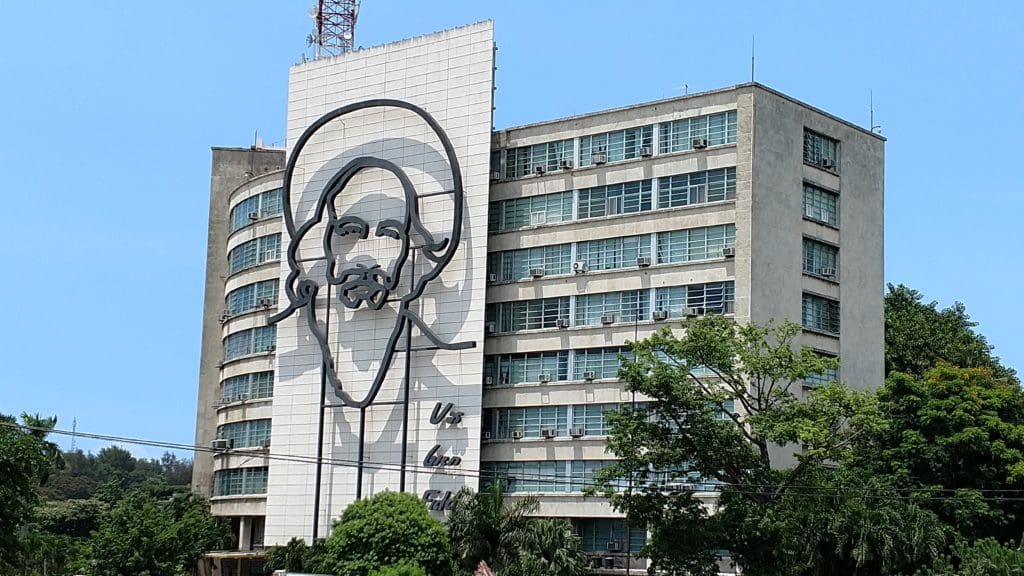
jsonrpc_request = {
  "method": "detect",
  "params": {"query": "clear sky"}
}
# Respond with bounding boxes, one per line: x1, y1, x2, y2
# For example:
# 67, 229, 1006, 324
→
1, 1, 1021, 457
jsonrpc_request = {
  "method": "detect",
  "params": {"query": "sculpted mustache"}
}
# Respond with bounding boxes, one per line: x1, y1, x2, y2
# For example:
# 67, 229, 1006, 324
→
335, 267, 391, 286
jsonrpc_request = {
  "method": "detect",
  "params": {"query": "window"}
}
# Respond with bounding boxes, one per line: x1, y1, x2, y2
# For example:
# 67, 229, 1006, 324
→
659, 111, 738, 154
578, 180, 653, 219
575, 235, 651, 271
488, 191, 573, 233
579, 126, 654, 167
576, 519, 647, 554
229, 234, 281, 275
226, 280, 279, 315
575, 290, 650, 326
658, 168, 737, 208
574, 347, 630, 380
484, 351, 570, 386
230, 188, 284, 232
483, 406, 570, 439
805, 355, 839, 386
802, 183, 839, 226
504, 139, 575, 178
486, 297, 571, 332
217, 419, 271, 449
214, 467, 269, 496
656, 224, 736, 264
572, 403, 618, 436
803, 239, 838, 278
655, 282, 735, 317
803, 130, 840, 171
487, 244, 572, 281
220, 371, 274, 403
223, 326, 277, 361
802, 294, 840, 334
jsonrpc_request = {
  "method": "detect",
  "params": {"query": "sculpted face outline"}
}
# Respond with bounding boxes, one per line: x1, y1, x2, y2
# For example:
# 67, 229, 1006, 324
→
269, 99, 470, 410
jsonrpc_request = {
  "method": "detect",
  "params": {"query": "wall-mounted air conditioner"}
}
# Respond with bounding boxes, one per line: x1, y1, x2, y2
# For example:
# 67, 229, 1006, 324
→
538, 373, 552, 384
692, 138, 708, 149
559, 159, 573, 170
512, 429, 524, 440
572, 261, 589, 274
248, 212, 260, 221
484, 322, 496, 335
529, 268, 545, 278
583, 370, 597, 381
534, 165, 546, 175
482, 431, 492, 440
556, 318, 570, 329
487, 273, 498, 283
570, 426, 585, 438
600, 314, 616, 325
211, 438, 233, 450
606, 541, 622, 552
819, 266, 837, 278
591, 151, 608, 165
541, 428, 558, 439
636, 256, 652, 267
722, 247, 736, 258
640, 145, 653, 157
652, 310, 668, 321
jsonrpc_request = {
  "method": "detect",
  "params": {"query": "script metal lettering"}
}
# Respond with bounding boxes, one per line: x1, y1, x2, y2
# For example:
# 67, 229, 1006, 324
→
422, 489, 455, 511
423, 444, 462, 468
429, 402, 464, 425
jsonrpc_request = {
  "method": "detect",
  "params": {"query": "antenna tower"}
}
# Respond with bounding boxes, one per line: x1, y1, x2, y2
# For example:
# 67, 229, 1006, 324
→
309, 0, 359, 59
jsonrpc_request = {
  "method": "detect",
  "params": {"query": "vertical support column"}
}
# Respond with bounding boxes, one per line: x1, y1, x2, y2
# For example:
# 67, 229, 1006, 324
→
239, 516, 252, 551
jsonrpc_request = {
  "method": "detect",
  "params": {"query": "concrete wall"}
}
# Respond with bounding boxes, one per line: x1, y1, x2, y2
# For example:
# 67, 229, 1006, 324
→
193, 149, 284, 498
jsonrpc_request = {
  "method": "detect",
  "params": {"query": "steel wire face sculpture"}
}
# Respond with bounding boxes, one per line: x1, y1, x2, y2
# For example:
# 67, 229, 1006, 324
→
270, 99, 474, 409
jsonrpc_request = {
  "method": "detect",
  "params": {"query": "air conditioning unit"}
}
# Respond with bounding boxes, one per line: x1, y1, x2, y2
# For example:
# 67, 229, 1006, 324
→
652, 310, 669, 321
559, 158, 573, 170
582, 371, 597, 381
636, 256, 652, 267
512, 429, 525, 439
682, 307, 700, 318
570, 426, 585, 438
534, 165, 546, 175
257, 298, 274, 307
662, 482, 697, 494
529, 268, 546, 278
211, 438, 233, 450
264, 345, 276, 352
692, 138, 709, 149
606, 541, 622, 552
818, 266, 837, 278
600, 313, 616, 325
541, 428, 558, 439
820, 157, 835, 169
722, 247, 736, 258
603, 557, 616, 569
484, 375, 494, 386
482, 431, 492, 440
538, 373, 552, 383
490, 171, 502, 182
555, 318, 570, 329
234, 393, 249, 402
805, 205, 818, 218
821, 207, 833, 222
484, 322, 496, 335
487, 273, 498, 283
572, 261, 589, 274
248, 212, 260, 221
640, 145, 653, 157
260, 438, 271, 449
219, 311, 232, 324
591, 151, 608, 165
530, 211, 547, 225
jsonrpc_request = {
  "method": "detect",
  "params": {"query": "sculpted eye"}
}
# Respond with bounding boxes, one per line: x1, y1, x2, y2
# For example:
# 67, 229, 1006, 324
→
335, 220, 368, 238
376, 221, 404, 240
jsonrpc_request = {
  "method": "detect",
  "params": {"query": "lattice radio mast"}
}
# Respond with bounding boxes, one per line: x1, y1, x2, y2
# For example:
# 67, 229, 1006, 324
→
307, 1, 360, 59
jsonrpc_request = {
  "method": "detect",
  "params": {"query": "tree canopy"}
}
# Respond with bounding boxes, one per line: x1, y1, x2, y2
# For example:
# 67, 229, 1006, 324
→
0, 413, 60, 569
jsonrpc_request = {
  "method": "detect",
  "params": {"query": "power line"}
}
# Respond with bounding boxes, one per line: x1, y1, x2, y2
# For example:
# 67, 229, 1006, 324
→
7, 421, 1024, 502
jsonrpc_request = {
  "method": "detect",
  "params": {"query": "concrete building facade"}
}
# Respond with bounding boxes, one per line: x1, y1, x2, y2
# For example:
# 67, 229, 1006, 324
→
193, 21, 883, 575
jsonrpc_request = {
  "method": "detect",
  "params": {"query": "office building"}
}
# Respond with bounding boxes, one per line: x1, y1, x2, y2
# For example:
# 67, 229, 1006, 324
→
192, 20, 883, 575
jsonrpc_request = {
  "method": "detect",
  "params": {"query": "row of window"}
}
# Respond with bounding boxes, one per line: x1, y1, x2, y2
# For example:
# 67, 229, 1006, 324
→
224, 326, 277, 361
481, 460, 718, 495
487, 167, 736, 233
576, 518, 648, 554
213, 466, 268, 496
230, 188, 283, 233
484, 347, 628, 386
217, 419, 271, 449
487, 224, 737, 282
229, 234, 281, 275
497, 110, 738, 179
220, 371, 274, 404
226, 280, 279, 316
485, 282, 735, 333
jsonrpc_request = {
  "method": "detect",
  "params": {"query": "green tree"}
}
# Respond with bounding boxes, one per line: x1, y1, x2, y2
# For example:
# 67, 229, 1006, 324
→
265, 536, 327, 574
596, 316, 887, 575
505, 518, 587, 576
885, 283, 1015, 380
369, 560, 429, 576
86, 491, 229, 576
855, 364, 1024, 542
917, 538, 1024, 575
0, 413, 60, 568
315, 491, 452, 576
448, 481, 537, 574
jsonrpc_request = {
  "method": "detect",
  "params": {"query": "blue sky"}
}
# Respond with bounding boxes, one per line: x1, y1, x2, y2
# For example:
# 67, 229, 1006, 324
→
1, 1, 1021, 457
